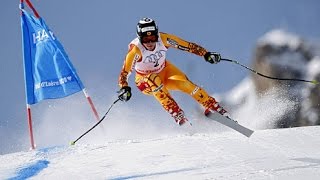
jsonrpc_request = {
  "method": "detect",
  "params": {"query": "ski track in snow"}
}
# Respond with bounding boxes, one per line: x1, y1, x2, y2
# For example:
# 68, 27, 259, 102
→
1, 126, 320, 180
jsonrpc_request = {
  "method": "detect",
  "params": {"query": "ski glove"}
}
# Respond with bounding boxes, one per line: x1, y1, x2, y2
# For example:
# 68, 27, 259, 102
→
118, 86, 132, 102
204, 52, 221, 64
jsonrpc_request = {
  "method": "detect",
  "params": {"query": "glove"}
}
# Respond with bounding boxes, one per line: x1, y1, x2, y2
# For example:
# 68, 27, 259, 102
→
204, 52, 221, 64
118, 86, 132, 102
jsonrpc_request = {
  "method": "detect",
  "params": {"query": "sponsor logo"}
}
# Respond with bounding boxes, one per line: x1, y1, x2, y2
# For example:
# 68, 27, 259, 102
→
152, 84, 164, 93
33, 29, 55, 44
191, 86, 200, 95
143, 50, 166, 67
141, 26, 155, 33
167, 38, 178, 47
134, 54, 140, 61
35, 76, 73, 89
131, 54, 140, 71
178, 45, 190, 51
136, 63, 165, 74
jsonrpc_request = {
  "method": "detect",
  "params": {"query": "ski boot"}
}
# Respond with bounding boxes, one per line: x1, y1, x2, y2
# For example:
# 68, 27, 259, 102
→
171, 109, 189, 126
205, 102, 237, 123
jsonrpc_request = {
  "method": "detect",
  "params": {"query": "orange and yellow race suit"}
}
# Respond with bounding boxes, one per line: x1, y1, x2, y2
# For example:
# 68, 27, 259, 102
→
118, 32, 218, 120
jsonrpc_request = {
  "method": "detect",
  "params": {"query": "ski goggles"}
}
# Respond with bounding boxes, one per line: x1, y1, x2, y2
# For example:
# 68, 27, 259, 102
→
141, 35, 158, 43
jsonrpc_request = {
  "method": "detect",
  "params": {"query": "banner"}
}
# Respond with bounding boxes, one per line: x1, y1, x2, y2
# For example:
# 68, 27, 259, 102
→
21, 9, 84, 104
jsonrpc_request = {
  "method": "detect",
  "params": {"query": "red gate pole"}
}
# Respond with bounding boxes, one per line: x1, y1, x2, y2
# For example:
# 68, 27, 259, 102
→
82, 89, 100, 121
21, 0, 37, 150
27, 104, 36, 149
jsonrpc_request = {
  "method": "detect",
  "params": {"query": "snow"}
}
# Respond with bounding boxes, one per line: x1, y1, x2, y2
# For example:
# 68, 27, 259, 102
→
257, 29, 308, 73
255, 29, 320, 80
1, 125, 320, 179
223, 77, 298, 129
258, 29, 301, 50
2, 24, 320, 180
307, 56, 320, 80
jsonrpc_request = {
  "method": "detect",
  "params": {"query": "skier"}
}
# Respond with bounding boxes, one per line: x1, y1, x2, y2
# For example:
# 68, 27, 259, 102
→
117, 17, 230, 126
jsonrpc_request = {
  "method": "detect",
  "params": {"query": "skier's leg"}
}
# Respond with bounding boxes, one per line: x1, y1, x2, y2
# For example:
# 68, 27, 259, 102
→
189, 86, 230, 117
135, 73, 188, 125
163, 61, 230, 117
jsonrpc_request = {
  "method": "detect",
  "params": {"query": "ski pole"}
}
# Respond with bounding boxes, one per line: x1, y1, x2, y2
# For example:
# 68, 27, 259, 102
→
221, 58, 319, 85
70, 98, 121, 145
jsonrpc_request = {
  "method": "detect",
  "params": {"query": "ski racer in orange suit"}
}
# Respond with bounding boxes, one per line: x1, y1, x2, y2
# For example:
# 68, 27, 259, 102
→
117, 17, 230, 126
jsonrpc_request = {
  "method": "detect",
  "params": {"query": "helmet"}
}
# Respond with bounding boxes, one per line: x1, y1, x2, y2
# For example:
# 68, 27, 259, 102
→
136, 17, 159, 42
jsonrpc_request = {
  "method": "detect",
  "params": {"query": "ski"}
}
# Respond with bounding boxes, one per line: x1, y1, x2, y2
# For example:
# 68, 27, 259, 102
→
205, 112, 254, 137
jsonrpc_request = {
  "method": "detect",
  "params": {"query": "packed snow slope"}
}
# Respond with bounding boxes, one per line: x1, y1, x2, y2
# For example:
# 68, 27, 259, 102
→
1, 125, 320, 180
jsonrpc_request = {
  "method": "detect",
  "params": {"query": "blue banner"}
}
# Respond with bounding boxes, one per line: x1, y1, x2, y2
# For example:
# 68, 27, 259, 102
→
21, 10, 84, 104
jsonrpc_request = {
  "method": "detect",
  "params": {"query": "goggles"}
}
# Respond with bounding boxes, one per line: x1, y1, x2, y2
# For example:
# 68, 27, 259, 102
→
141, 35, 158, 43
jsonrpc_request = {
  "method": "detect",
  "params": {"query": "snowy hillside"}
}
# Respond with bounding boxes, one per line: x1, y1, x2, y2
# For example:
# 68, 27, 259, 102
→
222, 29, 320, 128
1, 28, 319, 179
1, 125, 320, 180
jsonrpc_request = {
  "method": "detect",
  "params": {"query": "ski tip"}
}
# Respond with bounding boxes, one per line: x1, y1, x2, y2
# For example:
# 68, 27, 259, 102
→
247, 131, 254, 138
70, 141, 75, 146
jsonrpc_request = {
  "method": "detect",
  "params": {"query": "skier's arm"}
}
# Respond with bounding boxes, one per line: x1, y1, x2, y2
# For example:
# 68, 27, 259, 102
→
160, 32, 208, 56
118, 44, 140, 88
160, 32, 221, 64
